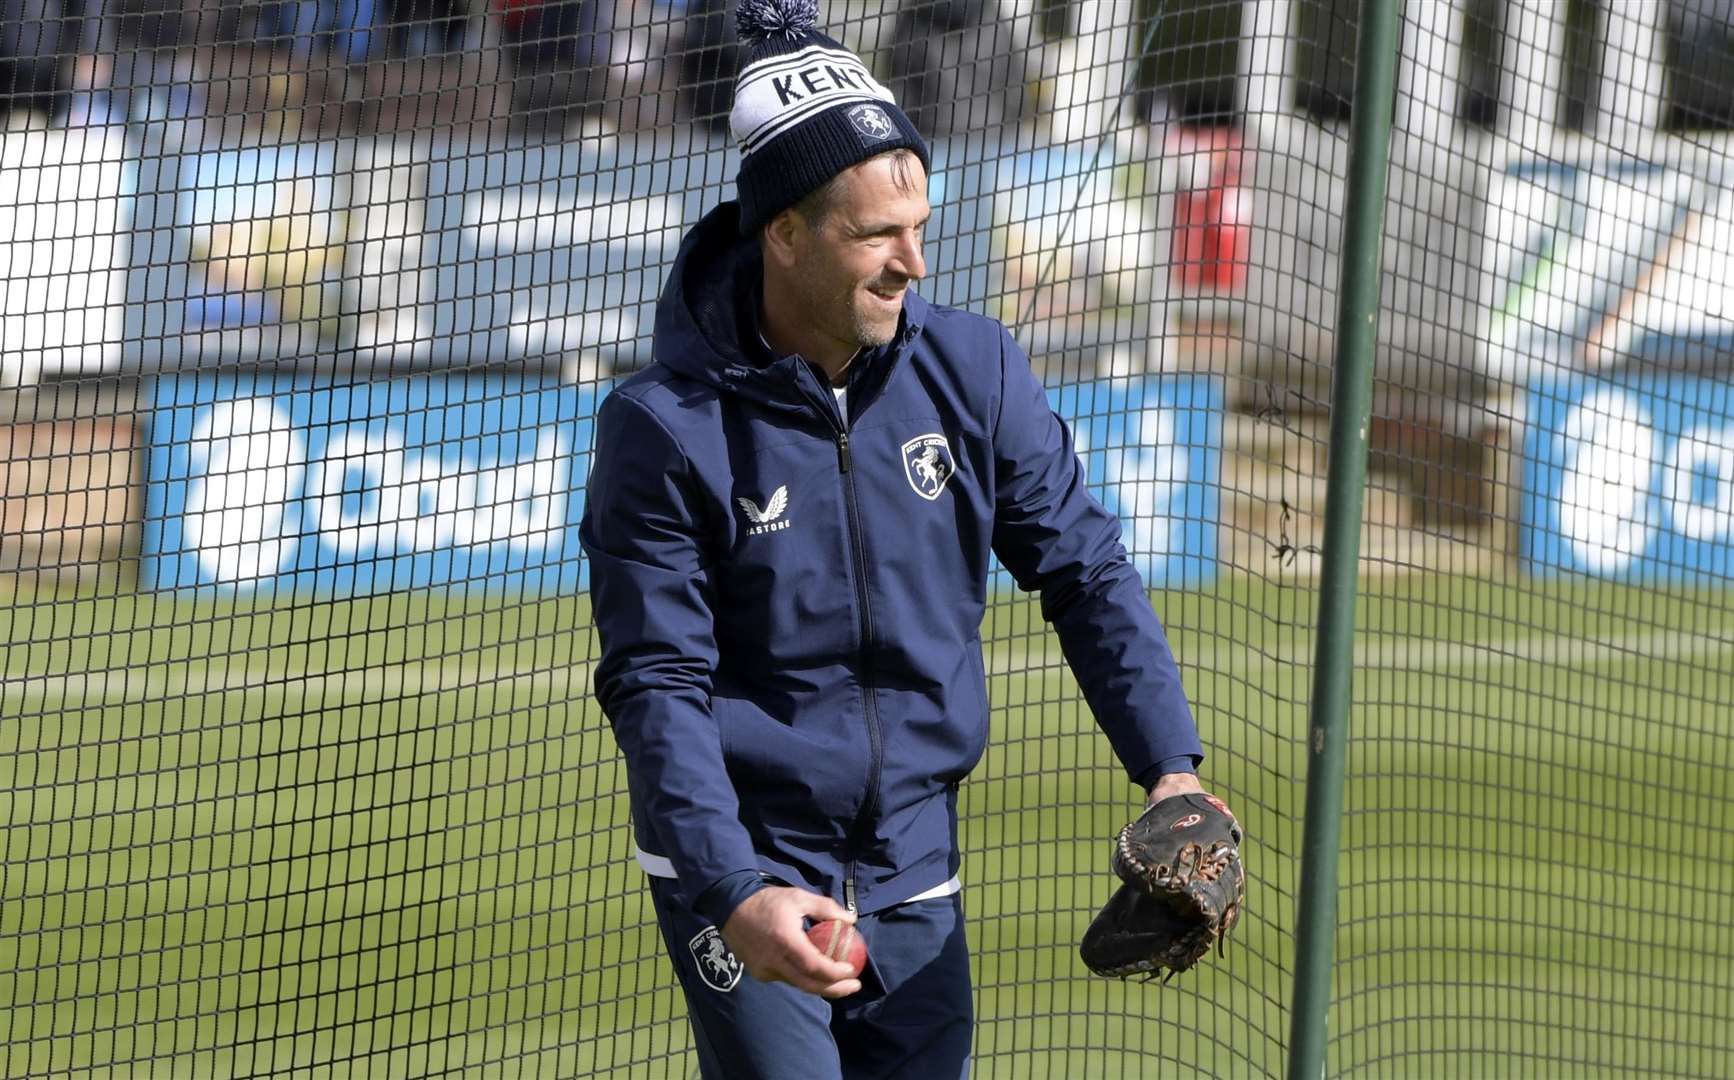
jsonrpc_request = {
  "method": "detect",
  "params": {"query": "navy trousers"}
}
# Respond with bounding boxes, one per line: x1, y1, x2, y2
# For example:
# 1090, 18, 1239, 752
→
647, 877, 973, 1080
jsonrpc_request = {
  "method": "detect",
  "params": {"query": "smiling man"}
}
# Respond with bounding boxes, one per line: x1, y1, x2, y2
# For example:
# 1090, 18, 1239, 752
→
759, 148, 928, 389
580, 2, 1217, 1077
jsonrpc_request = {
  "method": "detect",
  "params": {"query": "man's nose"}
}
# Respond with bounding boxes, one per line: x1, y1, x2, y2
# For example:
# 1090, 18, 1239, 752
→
891, 231, 927, 281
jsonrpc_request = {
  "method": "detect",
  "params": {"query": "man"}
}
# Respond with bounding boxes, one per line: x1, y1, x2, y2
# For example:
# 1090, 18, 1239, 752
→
581, 3, 1216, 1076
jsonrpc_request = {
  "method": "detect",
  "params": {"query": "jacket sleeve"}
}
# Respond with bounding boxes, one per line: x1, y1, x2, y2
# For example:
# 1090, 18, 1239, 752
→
988, 328, 1205, 783
581, 391, 763, 920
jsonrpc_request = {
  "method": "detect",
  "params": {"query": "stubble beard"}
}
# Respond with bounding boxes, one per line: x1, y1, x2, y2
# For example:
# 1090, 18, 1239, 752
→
846, 281, 901, 350
849, 308, 897, 349
791, 256, 902, 354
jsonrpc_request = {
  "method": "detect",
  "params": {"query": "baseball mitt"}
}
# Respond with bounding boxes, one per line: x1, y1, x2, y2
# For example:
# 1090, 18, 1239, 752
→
1080, 792, 1245, 980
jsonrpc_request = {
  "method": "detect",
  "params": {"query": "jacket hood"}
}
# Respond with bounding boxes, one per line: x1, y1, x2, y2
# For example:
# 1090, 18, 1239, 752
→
653, 201, 927, 412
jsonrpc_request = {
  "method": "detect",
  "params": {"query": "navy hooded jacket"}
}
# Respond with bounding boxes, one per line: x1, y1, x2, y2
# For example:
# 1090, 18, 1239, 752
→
581, 202, 1202, 929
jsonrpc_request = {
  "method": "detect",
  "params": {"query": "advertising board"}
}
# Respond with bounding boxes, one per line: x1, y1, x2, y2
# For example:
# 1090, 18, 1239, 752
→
145, 373, 1219, 595
1524, 373, 1733, 581
144, 375, 596, 594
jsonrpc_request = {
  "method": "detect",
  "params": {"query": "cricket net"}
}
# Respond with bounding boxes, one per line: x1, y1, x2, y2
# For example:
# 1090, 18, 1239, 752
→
1, 1, 1730, 1076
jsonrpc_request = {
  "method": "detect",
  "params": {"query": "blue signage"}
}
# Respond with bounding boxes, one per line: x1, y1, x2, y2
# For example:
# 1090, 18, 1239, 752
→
1524, 373, 1734, 581
144, 372, 1219, 595
144, 375, 601, 595
996, 375, 1221, 589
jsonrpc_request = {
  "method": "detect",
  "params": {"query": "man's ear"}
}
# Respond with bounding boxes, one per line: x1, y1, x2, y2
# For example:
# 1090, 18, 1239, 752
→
761, 208, 805, 269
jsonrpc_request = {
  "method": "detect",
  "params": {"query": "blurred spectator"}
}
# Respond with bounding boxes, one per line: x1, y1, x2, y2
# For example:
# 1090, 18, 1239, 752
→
885, 0, 1018, 138
2, 0, 71, 120
258, 0, 379, 62
102, 0, 179, 47
496, 0, 611, 135
387, 0, 469, 57
7, 0, 187, 127
671, 0, 737, 132
255, 0, 475, 65
64, 44, 126, 126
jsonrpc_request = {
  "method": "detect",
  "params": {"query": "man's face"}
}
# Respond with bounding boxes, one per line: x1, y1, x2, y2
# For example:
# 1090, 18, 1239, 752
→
783, 154, 931, 354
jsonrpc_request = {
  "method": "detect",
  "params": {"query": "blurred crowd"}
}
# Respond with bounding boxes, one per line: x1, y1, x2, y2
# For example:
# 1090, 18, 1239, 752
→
6, 1, 1730, 138
0, 0, 1175, 140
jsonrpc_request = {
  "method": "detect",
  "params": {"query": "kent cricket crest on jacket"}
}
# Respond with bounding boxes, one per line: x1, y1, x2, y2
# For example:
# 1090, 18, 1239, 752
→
581, 202, 1202, 931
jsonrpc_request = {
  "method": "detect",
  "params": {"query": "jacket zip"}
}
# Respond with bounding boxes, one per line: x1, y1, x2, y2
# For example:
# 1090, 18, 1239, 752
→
797, 349, 908, 913
806, 369, 884, 914
836, 427, 884, 902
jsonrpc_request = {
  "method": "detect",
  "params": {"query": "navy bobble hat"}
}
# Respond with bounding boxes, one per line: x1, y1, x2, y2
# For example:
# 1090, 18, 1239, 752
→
730, 0, 930, 234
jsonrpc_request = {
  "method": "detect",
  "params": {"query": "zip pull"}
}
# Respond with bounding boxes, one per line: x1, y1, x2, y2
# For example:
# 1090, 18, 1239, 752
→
844, 874, 858, 915
837, 432, 851, 473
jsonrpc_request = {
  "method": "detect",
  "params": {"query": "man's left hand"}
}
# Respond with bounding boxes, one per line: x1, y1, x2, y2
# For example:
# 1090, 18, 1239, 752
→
1080, 779, 1246, 980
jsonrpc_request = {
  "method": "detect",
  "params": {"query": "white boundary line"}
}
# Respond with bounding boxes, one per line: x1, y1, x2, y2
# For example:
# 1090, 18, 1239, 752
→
4, 628, 1729, 704
1340, 628, 1734, 672
2, 663, 593, 704
985, 628, 1734, 676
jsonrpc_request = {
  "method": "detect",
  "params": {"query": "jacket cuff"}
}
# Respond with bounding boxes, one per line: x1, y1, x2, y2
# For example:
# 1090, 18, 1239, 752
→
1136, 754, 1201, 794
693, 869, 769, 929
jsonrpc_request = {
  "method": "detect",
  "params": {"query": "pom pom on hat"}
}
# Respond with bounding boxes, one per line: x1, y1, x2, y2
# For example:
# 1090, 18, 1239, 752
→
735, 0, 819, 43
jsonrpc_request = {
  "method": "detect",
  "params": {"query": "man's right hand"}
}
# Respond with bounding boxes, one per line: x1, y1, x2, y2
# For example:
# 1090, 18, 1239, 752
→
720, 886, 863, 999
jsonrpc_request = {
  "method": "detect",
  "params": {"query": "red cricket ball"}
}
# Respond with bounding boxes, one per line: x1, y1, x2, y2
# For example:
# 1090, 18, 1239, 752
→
807, 919, 868, 978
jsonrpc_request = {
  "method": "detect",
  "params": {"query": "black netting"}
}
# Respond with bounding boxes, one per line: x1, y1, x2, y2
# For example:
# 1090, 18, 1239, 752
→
1, 1, 1730, 1075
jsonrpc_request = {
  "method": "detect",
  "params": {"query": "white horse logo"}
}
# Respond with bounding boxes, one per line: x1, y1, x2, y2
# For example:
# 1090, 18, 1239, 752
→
911, 447, 945, 493
848, 103, 894, 142
706, 937, 734, 977
689, 926, 744, 992
902, 434, 956, 501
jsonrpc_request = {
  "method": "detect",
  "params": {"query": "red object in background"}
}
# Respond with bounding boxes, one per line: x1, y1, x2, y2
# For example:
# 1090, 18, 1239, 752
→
495, 0, 543, 31
1169, 127, 1249, 293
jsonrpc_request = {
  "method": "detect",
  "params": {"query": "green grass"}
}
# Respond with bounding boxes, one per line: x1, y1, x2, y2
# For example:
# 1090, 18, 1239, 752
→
1, 578, 1731, 1078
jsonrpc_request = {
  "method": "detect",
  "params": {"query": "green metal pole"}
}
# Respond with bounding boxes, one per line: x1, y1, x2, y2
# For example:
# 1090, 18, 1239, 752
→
1286, 0, 1404, 1077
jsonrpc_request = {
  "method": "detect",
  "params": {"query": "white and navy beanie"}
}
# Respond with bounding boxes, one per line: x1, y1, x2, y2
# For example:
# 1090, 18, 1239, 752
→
731, 0, 930, 234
